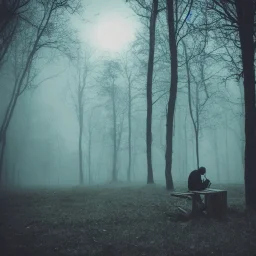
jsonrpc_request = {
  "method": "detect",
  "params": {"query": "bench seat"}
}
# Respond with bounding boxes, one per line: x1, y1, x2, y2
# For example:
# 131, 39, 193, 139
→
171, 189, 227, 218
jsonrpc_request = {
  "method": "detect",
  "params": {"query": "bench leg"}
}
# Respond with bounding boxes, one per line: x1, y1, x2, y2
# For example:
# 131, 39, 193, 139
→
191, 195, 198, 216
205, 192, 227, 218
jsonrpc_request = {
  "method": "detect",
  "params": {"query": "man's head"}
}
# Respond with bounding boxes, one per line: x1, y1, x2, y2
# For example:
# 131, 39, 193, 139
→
198, 166, 206, 175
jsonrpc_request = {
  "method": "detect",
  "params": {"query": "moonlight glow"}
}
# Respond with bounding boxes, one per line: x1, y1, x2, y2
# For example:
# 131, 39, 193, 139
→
93, 16, 135, 52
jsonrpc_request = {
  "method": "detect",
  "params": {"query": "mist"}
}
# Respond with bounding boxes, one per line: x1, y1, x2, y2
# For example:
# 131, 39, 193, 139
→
0, 0, 245, 188
0, 0, 256, 255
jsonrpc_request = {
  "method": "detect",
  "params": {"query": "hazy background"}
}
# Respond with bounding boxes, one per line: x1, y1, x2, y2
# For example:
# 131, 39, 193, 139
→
0, 0, 244, 187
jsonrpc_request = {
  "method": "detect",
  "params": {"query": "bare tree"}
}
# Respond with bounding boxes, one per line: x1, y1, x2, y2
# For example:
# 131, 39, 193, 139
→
127, 0, 166, 184
213, 127, 221, 182
119, 50, 140, 182
185, 50, 216, 169
0, 0, 31, 68
0, 0, 80, 185
84, 105, 101, 184
165, 0, 176, 190
235, 0, 256, 210
69, 48, 95, 185
145, 0, 159, 184
165, 0, 193, 190
203, 0, 256, 209
98, 60, 124, 183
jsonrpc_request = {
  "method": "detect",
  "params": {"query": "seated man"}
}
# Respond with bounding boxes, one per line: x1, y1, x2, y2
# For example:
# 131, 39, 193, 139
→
188, 167, 211, 211
188, 166, 208, 191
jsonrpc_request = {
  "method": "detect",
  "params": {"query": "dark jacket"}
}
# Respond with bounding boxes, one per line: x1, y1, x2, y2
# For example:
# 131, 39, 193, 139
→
188, 170, 205, 191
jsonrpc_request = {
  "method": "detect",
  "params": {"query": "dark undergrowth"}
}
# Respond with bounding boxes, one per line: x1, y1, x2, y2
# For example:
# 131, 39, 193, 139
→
0, 184, 255, 256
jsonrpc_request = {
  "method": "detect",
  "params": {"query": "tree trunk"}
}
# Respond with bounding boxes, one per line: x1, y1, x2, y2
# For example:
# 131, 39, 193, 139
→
165, 0, 177, 190
127, 80, 132, 182
183, 39, 199, 169
225, 114, 230, 181
146, 0, 158, 184
78, 103, 84, 185
195, 128, 199, 169
184, 114, 188, 178
213, 128, 221, 183
88, 131, 92, 184
195, 80, 200, 169
238, 80, 245, 170
0, 91, 19, 185
112, 87, 118, 182
0, 44, 36, 186
235, 0, 256, 210
0, 133, 6, 185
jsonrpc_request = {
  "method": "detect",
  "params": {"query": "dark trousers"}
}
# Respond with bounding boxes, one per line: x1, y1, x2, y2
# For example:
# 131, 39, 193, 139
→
195, 194, 206, 211
195, 194, 203, 203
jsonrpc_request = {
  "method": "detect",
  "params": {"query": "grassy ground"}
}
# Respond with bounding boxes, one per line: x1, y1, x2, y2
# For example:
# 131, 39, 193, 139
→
0, 184, 256, 256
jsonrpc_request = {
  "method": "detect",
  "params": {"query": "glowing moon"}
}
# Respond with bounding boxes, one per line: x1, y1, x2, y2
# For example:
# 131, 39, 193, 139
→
93, 15, 135, 52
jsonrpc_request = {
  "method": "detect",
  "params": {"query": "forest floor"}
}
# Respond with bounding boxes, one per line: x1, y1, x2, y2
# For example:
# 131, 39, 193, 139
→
0, 183, 256, 256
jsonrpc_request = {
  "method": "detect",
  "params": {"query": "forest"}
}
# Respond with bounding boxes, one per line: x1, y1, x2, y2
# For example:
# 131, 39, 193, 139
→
0, 0, 256, 255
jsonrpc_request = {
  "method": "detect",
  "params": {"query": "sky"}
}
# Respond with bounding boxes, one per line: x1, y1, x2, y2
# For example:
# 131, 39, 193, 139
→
72, 0, 141, 53
30, 0, 141, 151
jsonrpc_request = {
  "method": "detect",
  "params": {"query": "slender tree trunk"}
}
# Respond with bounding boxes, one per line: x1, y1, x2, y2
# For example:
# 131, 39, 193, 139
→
127, 81, 132, 182
213, 128, 220, 183
88, 131, 92, 184
165, 0, 177, 190
78, 103, 84, 185
0, 80, 18, 139
78, 130, 83, 185
132, 147, 136, 181
184, 114, 188, 178
235, 0, 256, 210
225, 114, 230, 181
238, 79, 245, 170
146, 0, 158, 184
0, 48, 35, 185
183, 40, 199, 169
132, 129, 137, 181
0, 133, 6, 185
0, 92, 20, 184
112, 87, 118, 182
177, 113, 183, 180
195, 128, 199, 169
195, 80, 200, 169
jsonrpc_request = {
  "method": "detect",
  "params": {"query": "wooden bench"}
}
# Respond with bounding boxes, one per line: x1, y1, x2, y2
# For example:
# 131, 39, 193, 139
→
171, 188, 227, 218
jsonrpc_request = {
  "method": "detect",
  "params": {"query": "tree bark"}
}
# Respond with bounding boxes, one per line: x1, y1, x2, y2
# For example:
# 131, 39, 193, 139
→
235, 0, 256, 210
165, 0, 177, 190
146, 0, 158, 184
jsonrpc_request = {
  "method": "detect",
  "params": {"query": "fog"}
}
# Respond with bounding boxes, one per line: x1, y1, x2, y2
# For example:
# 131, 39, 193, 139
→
0, 0, 245, 189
